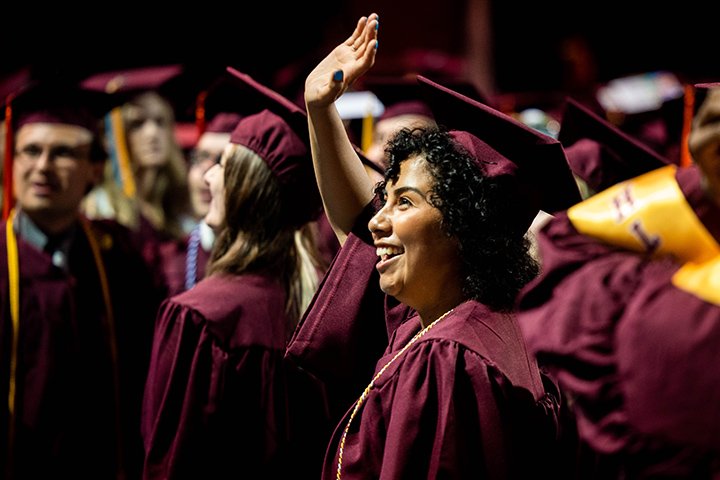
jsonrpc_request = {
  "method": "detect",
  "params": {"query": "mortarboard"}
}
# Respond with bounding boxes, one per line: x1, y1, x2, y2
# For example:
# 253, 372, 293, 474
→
416, 74, 582, 232
361, 76, 436, 122
225, 66, 383, 176
204, 113, 244, 134
356, 76, 436, 156
79, 64, 207, 128
191, 73, 252, 136
8, 81, 117, 134
359, 76, 488, 156
595, 71, 688, 167
0, 68, 32, 105
559, 97, 670, 195
363, 76, 489, 122
79, 64, 193, 197
350, 76, 435, 172
80, 64, 188, 112
80, 64, 183, 93
2, 77, 119, 218
223, 67, 323, 227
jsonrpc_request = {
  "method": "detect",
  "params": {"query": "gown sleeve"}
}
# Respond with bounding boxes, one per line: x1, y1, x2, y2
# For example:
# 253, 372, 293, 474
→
285, 201, 397, 413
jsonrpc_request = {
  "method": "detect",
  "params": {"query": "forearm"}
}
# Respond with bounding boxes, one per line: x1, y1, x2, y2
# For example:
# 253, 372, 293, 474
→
307, 103, 375, 244
302, 13, 380, 244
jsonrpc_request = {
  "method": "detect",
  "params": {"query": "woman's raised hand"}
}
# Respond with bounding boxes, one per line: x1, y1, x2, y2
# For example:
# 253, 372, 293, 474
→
304, 13, 379, 111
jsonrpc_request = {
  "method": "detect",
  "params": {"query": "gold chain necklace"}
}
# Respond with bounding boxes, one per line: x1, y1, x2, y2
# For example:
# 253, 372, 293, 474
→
336, 308, 455, 479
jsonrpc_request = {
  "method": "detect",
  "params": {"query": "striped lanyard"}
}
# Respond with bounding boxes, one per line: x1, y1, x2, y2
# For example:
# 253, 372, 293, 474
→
185, 224, 201, 291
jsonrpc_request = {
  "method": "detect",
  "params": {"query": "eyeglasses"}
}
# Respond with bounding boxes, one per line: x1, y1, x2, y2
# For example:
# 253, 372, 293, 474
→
189, 149, 223, 166
14, 143, 89, 169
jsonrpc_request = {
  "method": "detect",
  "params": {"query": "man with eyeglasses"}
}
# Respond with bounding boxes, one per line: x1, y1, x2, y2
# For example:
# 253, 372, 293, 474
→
1, 75, 164, 480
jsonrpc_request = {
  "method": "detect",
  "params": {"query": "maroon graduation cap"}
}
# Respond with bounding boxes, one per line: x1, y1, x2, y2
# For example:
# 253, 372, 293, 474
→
416, 74, 582, 231
2, 77, 119, 218
223, 67, 323, 227
559, 97, 670, 195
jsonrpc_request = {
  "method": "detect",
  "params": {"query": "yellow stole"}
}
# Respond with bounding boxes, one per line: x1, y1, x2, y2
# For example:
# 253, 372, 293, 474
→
567, 164, 720, 305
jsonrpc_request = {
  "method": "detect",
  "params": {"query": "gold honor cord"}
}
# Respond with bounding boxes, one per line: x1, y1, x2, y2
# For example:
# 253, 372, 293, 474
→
5, 210, 20, 473
336, 308, 454, 480
568, 165, 720, 305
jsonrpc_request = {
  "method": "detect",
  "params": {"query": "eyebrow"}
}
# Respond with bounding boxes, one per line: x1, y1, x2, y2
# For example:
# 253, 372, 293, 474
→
391, 185, 429, 199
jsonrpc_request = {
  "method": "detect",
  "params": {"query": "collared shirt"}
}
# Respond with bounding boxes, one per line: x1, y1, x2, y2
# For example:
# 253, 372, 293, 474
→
14, 209, 77, 271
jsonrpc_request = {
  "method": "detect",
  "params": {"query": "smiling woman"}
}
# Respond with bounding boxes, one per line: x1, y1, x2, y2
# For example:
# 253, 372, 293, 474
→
370, 155, 462, 315
286, 12, 581, 479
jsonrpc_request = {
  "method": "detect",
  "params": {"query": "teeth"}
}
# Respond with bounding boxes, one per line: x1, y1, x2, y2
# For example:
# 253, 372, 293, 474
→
376, 246, 403, 258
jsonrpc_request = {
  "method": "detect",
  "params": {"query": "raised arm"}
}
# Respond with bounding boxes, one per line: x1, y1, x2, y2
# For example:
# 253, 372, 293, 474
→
304, 13, 380, 244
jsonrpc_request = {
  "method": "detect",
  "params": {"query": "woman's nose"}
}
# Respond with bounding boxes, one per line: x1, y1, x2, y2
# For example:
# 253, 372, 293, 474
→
203, 164, 218, 185
368, 207, 390, 234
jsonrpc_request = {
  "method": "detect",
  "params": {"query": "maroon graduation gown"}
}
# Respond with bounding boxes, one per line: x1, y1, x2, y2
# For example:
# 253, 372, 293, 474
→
517, 164, 720, 477
287, 203, 561, 479
326, 301, 560, 479
0, 227, 78, 479
141, 274, 296, 479
1, 217, 164, 480
286, 203, 412, 422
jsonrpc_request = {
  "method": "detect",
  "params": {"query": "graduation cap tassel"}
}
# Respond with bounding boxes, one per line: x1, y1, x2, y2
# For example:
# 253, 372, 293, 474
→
196, 90, 208, 138
5, 211, 20, 477
680, 83, 695, 168
104, 114, 122, 192
106, 108, 137, 198
3, 95, 15, 220
361, 110, 374, 153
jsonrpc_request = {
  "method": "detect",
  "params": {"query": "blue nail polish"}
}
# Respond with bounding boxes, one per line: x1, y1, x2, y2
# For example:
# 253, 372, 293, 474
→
374, 40, 379, 50
333, 70, 344, 82
375, 22, 379, 30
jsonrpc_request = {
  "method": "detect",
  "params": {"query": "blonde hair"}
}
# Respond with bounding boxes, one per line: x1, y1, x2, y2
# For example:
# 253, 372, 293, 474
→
127, 92, 190, 239
83, 91, 191, 241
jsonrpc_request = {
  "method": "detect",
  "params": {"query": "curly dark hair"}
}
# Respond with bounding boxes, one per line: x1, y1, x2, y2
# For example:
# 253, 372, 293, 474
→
375, 126, 539, 312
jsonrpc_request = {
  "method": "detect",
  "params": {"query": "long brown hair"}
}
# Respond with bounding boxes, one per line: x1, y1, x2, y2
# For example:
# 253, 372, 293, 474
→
207, 144, 323, 330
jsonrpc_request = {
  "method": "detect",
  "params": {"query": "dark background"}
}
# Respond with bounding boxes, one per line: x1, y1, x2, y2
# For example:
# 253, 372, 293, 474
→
3, 1, 718, 102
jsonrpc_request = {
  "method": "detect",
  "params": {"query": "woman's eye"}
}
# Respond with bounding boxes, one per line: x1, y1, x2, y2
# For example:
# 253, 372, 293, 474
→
128, 119, 145, 131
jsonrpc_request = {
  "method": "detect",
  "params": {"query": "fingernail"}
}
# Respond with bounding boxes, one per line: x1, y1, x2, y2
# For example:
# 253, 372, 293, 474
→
333, 70, 344, 82
375, 21, 379, 30
374, 40, 379, 50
